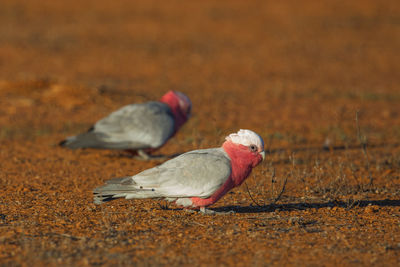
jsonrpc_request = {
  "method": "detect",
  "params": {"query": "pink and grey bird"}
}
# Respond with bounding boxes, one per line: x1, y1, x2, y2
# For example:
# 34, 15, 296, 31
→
60, 91, 191, 159
93, 129, 265, 213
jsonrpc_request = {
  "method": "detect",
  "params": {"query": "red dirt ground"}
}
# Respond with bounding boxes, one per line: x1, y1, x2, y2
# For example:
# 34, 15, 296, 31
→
1, 0, 399, 266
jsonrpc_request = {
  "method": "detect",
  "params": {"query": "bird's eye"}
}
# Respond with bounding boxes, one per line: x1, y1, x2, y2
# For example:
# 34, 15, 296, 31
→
249, 145, 257, 152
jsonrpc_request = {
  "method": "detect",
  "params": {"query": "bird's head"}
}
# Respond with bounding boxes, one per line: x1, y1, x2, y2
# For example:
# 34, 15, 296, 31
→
160, 90, 192, 129
174, 91, 192, 119
223, 129, 265, 168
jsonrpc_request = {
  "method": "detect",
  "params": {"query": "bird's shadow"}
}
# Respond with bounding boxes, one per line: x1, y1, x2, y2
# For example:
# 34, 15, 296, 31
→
211, 199, 400, 214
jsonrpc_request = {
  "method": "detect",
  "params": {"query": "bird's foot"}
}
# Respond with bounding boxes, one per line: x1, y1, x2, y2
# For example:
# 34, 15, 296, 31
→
199, 207, 235, 215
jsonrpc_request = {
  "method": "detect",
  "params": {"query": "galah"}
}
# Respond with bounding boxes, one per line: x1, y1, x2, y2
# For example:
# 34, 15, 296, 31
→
60, 90, 191, 159
93, 129, 265, 214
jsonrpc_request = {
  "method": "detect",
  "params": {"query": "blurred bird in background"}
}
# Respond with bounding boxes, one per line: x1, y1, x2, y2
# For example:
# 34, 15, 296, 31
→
60, 90, 192, 160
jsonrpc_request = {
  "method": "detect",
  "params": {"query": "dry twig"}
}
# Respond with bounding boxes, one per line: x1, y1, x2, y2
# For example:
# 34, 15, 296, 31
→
272, 174, 289, 205
355, 110, 373, 187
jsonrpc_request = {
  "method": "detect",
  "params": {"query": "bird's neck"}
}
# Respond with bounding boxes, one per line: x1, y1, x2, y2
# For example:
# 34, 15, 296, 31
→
160, 95, 187, 132
222, 141, 255, 187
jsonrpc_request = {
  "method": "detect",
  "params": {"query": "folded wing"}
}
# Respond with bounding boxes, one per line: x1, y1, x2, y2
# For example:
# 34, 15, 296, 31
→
62, 102, 175, 150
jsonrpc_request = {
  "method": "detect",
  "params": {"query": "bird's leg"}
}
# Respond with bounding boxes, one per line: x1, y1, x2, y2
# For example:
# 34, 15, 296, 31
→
199, 207, 235, 215
134, 150, 168, 161
135, 150, 151, 160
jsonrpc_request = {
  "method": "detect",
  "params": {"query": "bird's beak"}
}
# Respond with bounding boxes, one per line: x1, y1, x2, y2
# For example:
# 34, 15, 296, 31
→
260, 151, 265, 161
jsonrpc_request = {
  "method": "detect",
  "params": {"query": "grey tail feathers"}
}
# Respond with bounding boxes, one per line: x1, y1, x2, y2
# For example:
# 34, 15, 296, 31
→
59, 126, 97, 149
59, 132, 104, 149
93, 176, 156, 204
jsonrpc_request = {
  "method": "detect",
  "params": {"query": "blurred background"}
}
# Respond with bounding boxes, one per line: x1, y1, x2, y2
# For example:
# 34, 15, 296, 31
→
1, 0, 399, 147
1, 0, 399, 148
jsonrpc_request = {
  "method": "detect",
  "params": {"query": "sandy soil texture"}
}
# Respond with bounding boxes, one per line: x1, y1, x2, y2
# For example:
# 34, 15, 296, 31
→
1, 0, 399, 266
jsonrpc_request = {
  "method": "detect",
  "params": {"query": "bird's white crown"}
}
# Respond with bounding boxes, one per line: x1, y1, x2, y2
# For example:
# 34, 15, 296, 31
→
225, 129, 264, 150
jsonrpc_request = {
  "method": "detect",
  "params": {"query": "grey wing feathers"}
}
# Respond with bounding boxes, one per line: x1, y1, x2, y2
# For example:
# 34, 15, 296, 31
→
93, 148, 232, 204
61, 102, 175, 150
94, 102, 175, 149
